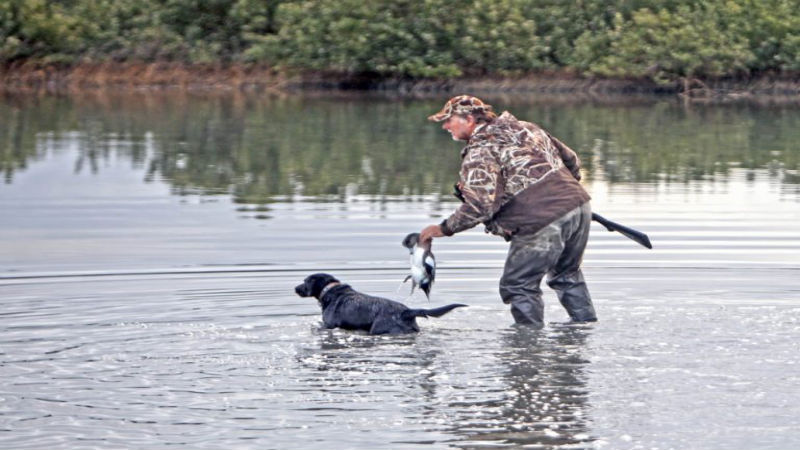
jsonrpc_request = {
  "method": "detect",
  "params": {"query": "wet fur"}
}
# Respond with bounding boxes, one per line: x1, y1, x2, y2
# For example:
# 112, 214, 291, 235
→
295, 273, 465, 335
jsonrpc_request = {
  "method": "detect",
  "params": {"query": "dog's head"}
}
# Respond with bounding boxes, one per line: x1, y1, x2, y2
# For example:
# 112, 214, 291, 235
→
295, 273, 340, 299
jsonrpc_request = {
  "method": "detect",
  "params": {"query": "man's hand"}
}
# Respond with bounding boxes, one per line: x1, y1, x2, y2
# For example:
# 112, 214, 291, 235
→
420, 224, 445, 245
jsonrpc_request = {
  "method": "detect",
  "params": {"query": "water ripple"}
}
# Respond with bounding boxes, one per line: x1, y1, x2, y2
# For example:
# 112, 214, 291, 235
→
2, 269, 797, 449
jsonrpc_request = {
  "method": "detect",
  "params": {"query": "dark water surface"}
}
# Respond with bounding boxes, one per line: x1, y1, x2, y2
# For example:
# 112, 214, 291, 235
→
1, 93, 799, 449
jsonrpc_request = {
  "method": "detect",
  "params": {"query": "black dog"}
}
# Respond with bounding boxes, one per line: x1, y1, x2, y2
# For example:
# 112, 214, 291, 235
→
295, 273, 466, 335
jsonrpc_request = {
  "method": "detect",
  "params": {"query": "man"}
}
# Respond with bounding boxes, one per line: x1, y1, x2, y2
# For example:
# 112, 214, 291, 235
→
419, 95, 596, 327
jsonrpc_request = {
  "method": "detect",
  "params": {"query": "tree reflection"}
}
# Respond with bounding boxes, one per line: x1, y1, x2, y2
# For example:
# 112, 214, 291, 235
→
2, 92, 799, 201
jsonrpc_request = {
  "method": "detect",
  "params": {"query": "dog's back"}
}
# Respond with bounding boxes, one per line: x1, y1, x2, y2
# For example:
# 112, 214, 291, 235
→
321, 284, 465, 335
322, 286, 411, 332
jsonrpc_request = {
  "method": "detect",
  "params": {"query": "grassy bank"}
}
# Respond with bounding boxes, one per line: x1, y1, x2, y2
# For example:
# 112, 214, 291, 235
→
3, 61, 800, 103
0, 61, 285, 92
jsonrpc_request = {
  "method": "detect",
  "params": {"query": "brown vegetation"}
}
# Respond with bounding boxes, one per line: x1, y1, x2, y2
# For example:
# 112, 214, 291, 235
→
2, 62, 800, 103
0, 61, 287, 93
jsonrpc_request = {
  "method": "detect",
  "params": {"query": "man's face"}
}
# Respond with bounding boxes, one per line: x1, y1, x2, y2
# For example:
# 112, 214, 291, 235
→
442, 115, 476, 141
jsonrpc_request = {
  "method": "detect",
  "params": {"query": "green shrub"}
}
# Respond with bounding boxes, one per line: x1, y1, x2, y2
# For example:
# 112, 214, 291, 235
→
589, 4, 754, 82
3, 0, 800, 82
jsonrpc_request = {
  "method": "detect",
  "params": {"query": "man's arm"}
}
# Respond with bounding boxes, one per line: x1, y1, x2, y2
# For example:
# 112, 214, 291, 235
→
439, 144, 503, 236
548, 133, 582, 181
420, 223, 444, 243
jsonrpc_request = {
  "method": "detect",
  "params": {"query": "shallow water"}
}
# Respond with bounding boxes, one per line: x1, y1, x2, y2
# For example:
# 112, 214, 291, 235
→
1, 93, 799, 449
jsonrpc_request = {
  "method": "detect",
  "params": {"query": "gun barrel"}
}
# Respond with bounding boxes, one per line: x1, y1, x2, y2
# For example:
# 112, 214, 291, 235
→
591, 213, 652, 249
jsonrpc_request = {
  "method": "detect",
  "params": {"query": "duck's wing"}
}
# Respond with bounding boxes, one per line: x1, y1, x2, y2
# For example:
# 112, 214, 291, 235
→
423, 251, 436, 279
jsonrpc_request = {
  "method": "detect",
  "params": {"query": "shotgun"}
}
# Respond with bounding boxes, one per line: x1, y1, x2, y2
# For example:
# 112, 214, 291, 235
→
592, 213, 652, 249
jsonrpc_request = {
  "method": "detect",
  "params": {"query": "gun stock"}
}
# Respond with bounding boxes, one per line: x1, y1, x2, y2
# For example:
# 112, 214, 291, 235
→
592, 213, 652, 249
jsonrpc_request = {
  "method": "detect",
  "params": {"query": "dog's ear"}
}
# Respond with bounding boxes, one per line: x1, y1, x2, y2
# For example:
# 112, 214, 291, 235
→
307, 273, 338, 298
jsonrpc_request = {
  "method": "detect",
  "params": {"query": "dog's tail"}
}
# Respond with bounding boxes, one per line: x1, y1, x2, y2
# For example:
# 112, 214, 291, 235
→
403, 303, 467, 319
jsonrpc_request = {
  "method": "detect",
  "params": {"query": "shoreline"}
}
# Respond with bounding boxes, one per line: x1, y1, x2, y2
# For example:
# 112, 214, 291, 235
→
3, 62, 800, 102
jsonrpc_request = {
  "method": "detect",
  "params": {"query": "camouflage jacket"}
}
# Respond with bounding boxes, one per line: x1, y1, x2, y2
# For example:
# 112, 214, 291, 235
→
440, 112, 590, 239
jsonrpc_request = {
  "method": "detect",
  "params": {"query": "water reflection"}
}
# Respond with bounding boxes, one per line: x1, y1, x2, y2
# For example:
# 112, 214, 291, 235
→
2, 92, 799, 203
453, 325, 593, 449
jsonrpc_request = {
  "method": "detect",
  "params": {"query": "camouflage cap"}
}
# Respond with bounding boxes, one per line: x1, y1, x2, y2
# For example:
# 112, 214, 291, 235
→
428, 95, 494, 122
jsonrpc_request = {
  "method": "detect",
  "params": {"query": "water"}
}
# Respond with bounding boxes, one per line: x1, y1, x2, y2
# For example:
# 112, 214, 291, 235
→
1, 92, 799, 449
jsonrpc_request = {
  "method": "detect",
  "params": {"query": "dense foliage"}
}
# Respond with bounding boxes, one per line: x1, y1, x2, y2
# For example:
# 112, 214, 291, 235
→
2, 0, 799, 82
